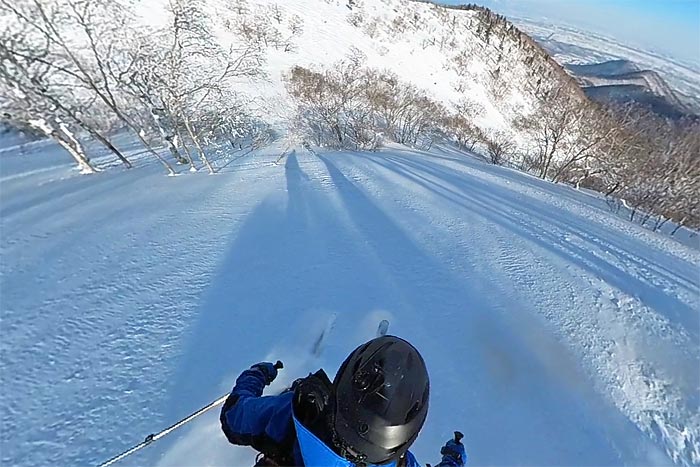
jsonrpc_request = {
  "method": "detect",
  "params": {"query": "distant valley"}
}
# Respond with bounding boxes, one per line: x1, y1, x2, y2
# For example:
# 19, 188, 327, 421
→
566, 59, 695, 119
512, 17, 700, 119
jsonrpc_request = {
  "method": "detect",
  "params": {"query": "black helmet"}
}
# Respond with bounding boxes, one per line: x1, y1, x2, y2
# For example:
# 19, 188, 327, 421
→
332, 336, 430, 465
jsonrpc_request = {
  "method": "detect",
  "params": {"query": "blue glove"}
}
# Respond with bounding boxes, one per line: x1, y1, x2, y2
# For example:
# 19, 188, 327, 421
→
439, 433, 467, 467
250, 361, 282, 385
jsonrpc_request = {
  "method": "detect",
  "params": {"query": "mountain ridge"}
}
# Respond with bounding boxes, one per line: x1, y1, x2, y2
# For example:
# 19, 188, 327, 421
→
565, 59, 693, 118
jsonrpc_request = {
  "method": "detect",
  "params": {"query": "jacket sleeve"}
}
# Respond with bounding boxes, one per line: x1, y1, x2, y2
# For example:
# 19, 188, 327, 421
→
434, 459, 461, 467
405, 451, 421, 467
404, 450, 465, 467
219, 367, 295, 454
433, 439, 467, 467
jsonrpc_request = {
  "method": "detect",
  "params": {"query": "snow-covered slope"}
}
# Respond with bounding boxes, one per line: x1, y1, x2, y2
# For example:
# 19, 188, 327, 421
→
1, 138, 699, 466
1, 1, 699, 466
132, 0, 580, 141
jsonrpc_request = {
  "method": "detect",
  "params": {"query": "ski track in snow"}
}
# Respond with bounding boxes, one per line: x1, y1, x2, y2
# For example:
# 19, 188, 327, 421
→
1, 142, 699, 467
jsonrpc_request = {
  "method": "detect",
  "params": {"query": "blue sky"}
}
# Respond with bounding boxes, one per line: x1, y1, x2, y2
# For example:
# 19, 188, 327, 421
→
437, 0, 700, 65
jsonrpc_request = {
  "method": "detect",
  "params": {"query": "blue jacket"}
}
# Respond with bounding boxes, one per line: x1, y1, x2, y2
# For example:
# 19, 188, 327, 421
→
220, 366, 465, 467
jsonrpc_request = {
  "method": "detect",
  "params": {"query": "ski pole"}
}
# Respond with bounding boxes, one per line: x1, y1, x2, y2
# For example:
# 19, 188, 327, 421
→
98, 360, 284, 467
97, 393, 228, 467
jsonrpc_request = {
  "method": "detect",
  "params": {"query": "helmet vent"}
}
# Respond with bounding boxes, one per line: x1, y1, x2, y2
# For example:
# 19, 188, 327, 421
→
358, 422, 369, 435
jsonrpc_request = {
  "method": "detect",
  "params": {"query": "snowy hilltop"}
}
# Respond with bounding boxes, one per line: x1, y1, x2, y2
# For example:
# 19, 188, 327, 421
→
1, 1, 699, 467
2, 0, 697, 233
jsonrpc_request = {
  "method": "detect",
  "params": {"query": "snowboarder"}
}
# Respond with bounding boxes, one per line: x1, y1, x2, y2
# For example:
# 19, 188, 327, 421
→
220, 335, 467, 466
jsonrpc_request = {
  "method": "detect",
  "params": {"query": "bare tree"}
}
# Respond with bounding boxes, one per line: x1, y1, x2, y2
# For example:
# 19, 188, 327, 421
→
565, 101, 700, 232
107, 0, 265, 173
0, 4, 132, 168
0, 84, 98, 174
285, 52, 373, 148
1, 0, 177, 174
485, 131, 514, 165
514, 83, 611, 182
286, 56, 449, 151
442, 114, 484, 151
364, 69, 444, 147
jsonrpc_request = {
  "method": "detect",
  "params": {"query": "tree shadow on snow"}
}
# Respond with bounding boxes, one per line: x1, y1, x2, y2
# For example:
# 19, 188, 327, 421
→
355, 151, 699, 343
148, 150, 651, 467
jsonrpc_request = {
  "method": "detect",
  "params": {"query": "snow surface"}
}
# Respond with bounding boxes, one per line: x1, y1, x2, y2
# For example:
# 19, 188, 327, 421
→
133, 0, 527, 137
1, 137, 699, 467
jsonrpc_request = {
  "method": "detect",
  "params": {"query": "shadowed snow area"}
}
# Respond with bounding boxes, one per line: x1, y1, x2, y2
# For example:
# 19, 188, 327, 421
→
1, 142, 698, 467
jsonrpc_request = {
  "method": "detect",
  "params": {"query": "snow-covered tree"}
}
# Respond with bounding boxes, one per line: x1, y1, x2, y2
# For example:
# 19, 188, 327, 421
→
0, 0, 177, 174
111, 0, 267, 173
0, 0, 133, 170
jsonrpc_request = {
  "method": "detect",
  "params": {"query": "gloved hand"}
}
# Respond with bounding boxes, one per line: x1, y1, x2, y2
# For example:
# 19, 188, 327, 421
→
439, 431, 467, 467
251, 360, 283, 385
